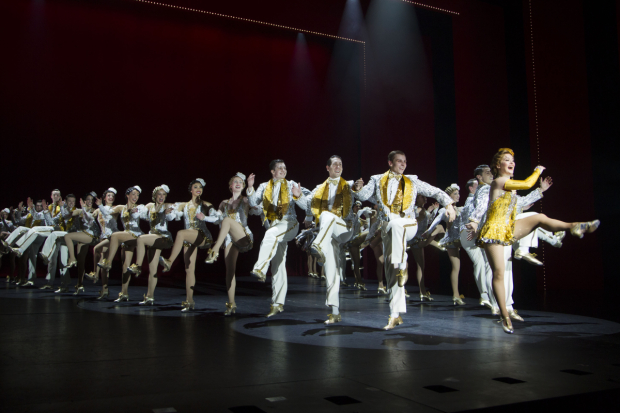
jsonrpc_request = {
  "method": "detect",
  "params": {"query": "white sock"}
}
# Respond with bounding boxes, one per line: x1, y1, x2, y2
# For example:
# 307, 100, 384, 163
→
331, 306, 339, 315
391, 312, 400, 318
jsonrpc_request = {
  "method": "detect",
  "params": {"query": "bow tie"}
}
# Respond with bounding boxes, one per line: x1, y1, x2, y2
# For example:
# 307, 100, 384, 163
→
273, 179, 286, 185
328, 178, 340, 185
388, 172, 402, 180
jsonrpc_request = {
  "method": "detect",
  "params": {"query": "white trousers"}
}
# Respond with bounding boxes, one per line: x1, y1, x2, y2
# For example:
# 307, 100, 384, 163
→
15, 226, 53, 254
41, 231, 69, 285
383, 218, 418, 315
312, 212, 354, 309
513, 212, 539, 253
460, 230, 491, 301
483, 245, 514, 311
253, 219, 299, 305
5, 226, 30, 246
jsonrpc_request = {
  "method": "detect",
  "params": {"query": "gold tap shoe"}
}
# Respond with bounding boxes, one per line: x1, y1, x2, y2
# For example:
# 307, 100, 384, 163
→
64, 259, 78, 269
251, 269, 267, 282
320, 274, 326, 280
73, 285, 85, 295
181, 300, 195, 312
204, 248, 219, 264
39, 284, 54, 290
420, 291, 434, 302
514, 252, 543, 266
97, 287, 109, 300
97, 258, 112, 271
453, 296, 465, 305
354, 282, 367, 291
396, 268, 408, 287
159, 257, 172, 272
114, 292, 129, 302
126, 264, 142, 277
55, 286, 68, 293
570, 220, 600, 239
84, 271, 99, 283
555, 231, 566, 241
224, 302, 237, 316
498, 317, 514, 334
266, 304, 283, 318
479, 298, 492, 309
491, 306, 500, 315
20, 280, 34, 287
139, 295, 154, 305
508, 309, 524, 322
383, 315, 403, 330
340, 281, 349, 287
377, 286, 387, 294
324, 314, 342, 325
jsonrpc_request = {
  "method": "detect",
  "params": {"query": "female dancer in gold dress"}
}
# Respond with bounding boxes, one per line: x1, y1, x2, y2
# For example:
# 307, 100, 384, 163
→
204, 173, 261, 315
473, 148, 599, 334
159, 179, 215, 312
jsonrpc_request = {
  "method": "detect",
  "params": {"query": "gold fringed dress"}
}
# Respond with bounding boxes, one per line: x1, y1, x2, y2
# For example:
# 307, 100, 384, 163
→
476, 168, 542, 246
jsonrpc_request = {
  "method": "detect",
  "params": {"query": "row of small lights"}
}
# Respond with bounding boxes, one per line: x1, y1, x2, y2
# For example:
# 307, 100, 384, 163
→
400, 0, 460, 16
528, 0, 545, 291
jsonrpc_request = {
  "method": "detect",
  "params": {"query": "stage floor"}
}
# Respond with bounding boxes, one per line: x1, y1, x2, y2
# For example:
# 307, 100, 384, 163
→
2, 275, 620, 412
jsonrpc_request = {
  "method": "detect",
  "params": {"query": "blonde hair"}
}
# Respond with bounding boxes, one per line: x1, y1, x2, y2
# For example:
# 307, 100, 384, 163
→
229, 176, 246, 193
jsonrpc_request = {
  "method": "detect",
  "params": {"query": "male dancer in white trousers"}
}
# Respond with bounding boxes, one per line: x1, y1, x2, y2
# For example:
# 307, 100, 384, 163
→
354, 150, 455, 330
304, 155, 361, 325
10, 199, 46, 286
459, 165, 494, 308
40, 194, 80, 292
246, 159, 307, 317
466, 174, 551, 320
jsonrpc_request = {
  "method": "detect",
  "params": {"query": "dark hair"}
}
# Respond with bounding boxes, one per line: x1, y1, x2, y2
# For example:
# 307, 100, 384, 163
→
36, 200, 43, 204
269, 159, 285, 172
327, 155, 342, 167
125, 187, 140, 197
84, 192, 96, 200
388, 150, 405, 163
490, 148, 515, 178
474, 164, 489, 178
467, 179, 477, 190
66, 194, 76, 200
52, 189, 61, 196
188, 180, 204, 192
102, 190, 115, 199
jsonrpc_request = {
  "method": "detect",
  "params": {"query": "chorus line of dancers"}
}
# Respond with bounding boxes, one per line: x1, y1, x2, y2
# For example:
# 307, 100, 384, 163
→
0, 149, 599, 333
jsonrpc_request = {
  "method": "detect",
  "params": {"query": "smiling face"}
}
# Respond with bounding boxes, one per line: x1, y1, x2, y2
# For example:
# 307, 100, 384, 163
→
51, 191, 61, 204
388, 154, 407, 175
105, 192, 115, 206
155, 190, 167, 204
326, 158, 343, 179
84, 195, 94, 207
271, 162, 287, 180
497, 154, 515, 177
191, 183, 203, 198
66, 197, 76, 209
1, 211, 7, 219
229, 177, 244, 194
450, 190, 460, 203
35, 202, 43, 212
127, 190, 140, 204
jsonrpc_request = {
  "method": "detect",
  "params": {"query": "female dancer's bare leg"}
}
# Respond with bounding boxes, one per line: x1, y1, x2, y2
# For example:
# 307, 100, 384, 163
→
118, 243, 135, 297
65, 232, 94, 264
100, 232, 135, 270
165, 229, 201, 266
410, 247, 430, 298
224, 243, 240, 315
90, 239, 109, 283
143, 246, 162, 301
370, 236, 385, 291
306, 252, 313, 276
484, 244, 511, 330
74, 243, 89, 292
513, 214, 580, 240
447, 247, 462, 303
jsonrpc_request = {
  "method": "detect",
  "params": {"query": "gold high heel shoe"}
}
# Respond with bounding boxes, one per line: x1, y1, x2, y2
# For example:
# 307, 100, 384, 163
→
377, 286, 387, 294
159, 257, 172, 272
114, 292, 129, 302
571, 220, 600, 239
266, 304, 283, 317
508, 309, 524, 322
224, 302, 237, 316
383, 315, 403, 330
84, 271, 99, 283
324, 314, 342, 325
396, 268, 408, 287
97, 259, 112, 271
354, 282, 367, 291
181, 300, 195, 312
126, 264, 142, 277
420, 291, 434, 302
73, 285, 85, 295
64, 259, 78, 269
453, 296, 466, 305
340, 281, 349, 287
97, 287, 109, 300
204, 248, 219, 264
139, 294, 154, 305
498, 317, 514, 334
